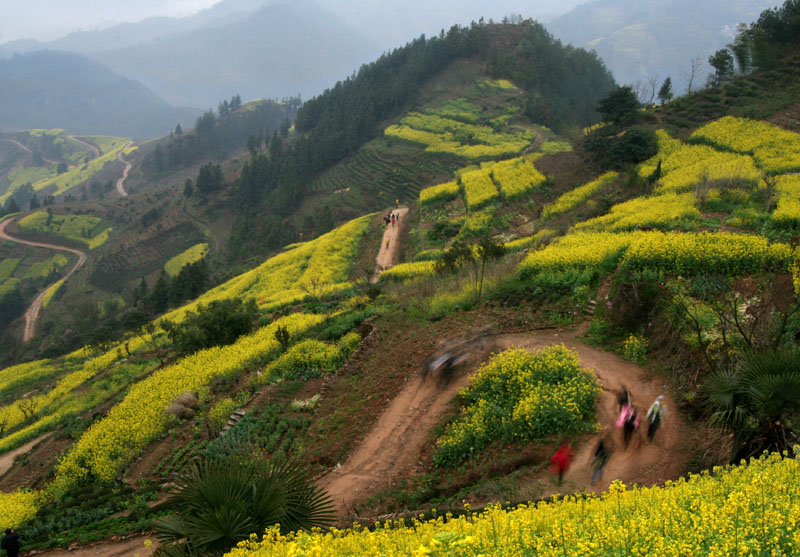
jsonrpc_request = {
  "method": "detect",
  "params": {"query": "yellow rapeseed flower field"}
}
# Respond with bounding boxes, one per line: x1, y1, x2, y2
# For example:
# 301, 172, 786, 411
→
227, 451, 800, 556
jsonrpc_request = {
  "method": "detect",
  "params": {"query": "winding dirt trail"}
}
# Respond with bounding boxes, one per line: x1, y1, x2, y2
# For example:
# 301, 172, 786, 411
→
371, 207, 408, 283
115, 141, 133, 197
0, 218, 87, 342
0, 433, 50, 478
319, 328, 689, 519
0, 138, 60, 166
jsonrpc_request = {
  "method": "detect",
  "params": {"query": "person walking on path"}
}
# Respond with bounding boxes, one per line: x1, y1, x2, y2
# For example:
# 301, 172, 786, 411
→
617, 386, 631, 411
391, 213, 396, 227
646, 396, 665, 441
616, 402, 639, 449
1, 528, 20, 557
591, 440, 610, 485
550, 443, 573, 485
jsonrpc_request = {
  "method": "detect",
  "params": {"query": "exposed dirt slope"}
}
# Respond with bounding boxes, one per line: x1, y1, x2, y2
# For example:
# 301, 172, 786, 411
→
371, 207, 409, 283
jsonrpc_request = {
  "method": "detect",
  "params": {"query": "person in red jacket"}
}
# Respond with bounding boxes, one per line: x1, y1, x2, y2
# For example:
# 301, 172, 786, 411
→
550, 443, 573, 485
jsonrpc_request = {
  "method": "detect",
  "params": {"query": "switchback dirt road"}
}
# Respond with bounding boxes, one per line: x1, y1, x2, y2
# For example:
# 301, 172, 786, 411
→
0, 218, 87, 342
320, 328, 688, 519
115, 141, 133, 197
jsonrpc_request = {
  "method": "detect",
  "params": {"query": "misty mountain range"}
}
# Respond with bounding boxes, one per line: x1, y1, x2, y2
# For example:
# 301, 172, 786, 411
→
0, 0, 780, 137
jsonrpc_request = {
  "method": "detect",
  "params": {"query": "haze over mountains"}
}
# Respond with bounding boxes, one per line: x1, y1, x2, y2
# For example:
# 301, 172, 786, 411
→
0, 0, 781, 137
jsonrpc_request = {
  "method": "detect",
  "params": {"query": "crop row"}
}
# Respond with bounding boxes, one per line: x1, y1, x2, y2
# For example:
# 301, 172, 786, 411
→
690, 115, 800, 174
50, 313, 326, 495
18, 211, 111, 250
227, 451, 800, 556
164, 243, 209, 276
460, 168, 499, 209
489, 155, 547, 199
520, 230, 792, 279
542, 171, 618, 219
419, 181, 461, 208
772, 174, 800, 228
574, 192, 701, 232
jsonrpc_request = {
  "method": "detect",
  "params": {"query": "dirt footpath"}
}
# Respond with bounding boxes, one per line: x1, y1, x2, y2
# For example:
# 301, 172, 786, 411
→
371, 207, 409, 283
319, 328, 689, 518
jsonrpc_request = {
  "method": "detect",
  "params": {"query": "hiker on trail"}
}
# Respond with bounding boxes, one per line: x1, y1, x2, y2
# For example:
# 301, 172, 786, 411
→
646, 396, 665, 441
591, 440, 610, 485
616, 403, 639, 449
2, 528, 20, 557
391, 213, 396, 227
550, 443, 573, 485
395, 211, 401, 223
617, 386, 631, 411
395, 198, 399, 208
383, 215, 390, 227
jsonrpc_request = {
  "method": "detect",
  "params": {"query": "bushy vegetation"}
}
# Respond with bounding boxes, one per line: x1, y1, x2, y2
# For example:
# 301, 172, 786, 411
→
434, 346, 600, 466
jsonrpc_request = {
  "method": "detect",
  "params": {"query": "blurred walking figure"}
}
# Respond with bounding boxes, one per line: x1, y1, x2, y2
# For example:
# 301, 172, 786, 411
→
616, 402, 639, 449
591, 440, 610, 485
646, 396, 665, 441
391, 213, 396, 227
1, 528, 20, 557
617, 385, 631, 410
550, 443, 573, 485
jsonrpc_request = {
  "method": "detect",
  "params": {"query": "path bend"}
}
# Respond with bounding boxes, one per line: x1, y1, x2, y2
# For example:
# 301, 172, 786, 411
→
115, 141, 133, 197
0, 218, 88, 342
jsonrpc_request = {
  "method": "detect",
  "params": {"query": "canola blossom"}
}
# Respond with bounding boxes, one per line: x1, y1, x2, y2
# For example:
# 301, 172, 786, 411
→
164, 243, 209, 276
772, 174, 800, 228
50, 313, 325, 495
227, 451, 800, 556
460, 168, 499, 210
0, 489, 38, 529
434, 345, 600, 467
574, 192, 701, 232
519, 232, 641, 276
379, 261, 436, 283
17, 211, 112, 250
419, 181, 461, 208
503, 229, 557, 253
542, 171, 618, 219
161, 215, 371, 321
691, 115, 800, 174
41, 279, 65, 308
252, 332, 361, 385
621, 231, 792, 275
489, 156, 547, 199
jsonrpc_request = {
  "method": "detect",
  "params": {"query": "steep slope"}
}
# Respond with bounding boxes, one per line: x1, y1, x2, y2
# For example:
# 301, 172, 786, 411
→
0, 51, 200, 138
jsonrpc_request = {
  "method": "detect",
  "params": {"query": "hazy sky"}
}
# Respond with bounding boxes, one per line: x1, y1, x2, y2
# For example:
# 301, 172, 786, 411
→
0, 0, 219, 42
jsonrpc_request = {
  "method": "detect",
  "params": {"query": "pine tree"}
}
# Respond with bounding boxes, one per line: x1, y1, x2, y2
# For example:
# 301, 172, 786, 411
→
657, 77, 673, 104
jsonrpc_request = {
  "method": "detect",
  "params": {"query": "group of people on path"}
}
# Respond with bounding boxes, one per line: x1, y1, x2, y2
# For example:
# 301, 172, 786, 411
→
383, 210, 401, 228
550, 389, 665, 486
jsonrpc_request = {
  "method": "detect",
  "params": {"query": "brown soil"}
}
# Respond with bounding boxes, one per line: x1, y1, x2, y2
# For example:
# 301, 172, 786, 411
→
371, 207, 409, 282
318, 327, 690, 519
36, 534, 158, 557
0, 434, 50, 478
0, 433, 73, 491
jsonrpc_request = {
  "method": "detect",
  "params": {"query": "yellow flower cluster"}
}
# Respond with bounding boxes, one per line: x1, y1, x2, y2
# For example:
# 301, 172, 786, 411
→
574, 192, 701, 232
419, 181, 461, 208
426, 99, 482, 124
459, 209, 494, 238
638, 130, 761, 193
772, 174, 800, 228
41, 279, 65, 308
23, 253, 69, 279
49, 313, 325, 495
17, 210, 112, 249
227, 451, 800, 556
0, 489, 38, 529
162, 215, 371, 321
379, 261, 436, 282
503, 229, 557, 253
460, 168, 499, 209
164, 243, 209, 276
385, 124, 532, 161
691, 115, 800, 174
252, 332, 360, 385
542, 171, 618, 219
489, 156, 547, 199
519, 232, 640, 276
622, 231, 792, 275
434, 346, 600, 466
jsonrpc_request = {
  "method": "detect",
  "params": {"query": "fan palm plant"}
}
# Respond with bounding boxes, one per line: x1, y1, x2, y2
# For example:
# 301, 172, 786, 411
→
704, 347, 800, 460
154, 455, 335, 556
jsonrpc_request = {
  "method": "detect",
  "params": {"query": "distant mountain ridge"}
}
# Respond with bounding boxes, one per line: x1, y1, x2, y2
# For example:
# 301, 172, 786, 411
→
547, 0, 776, 90
0, 51, 200, 138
